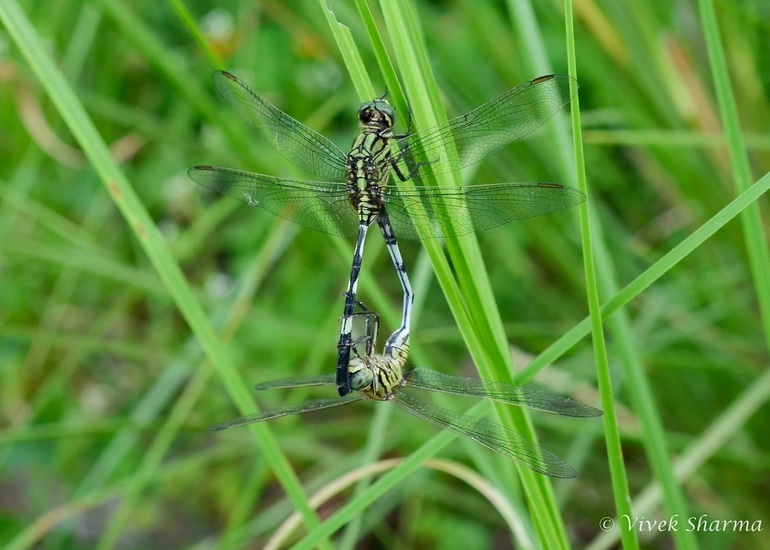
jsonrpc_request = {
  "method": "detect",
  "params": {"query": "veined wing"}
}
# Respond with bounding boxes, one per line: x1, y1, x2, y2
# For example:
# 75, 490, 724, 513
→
209, 395, 362, 431
392, 392, 576, 478
213, 71, 348, 182
188, 166, 359, 237
256, 374, 336, 391
405, 368, 601, 418
398, 75, 577, 178
380, 182, 585, 239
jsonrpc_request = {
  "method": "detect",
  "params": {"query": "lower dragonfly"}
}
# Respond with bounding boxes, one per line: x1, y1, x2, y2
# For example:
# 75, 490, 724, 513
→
189, 71, 585, 397
210, 307, 601, 478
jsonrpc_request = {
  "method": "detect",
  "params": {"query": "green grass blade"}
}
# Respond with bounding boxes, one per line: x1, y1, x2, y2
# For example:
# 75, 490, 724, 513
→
697, 0, 770, 350
168, 0, 225, 69
564, 2, 637, 549
590, 213, 698, 550
374, 0, 574, 547
321, 0, 375, 101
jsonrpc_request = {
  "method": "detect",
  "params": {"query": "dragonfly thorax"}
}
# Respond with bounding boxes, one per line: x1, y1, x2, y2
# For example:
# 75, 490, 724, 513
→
346, 100, 397, 224
348, 354, 404, 400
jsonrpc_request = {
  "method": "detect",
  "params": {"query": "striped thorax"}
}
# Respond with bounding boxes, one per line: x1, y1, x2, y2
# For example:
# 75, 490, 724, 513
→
345, 96, 397, 226
348, 351, 406, 401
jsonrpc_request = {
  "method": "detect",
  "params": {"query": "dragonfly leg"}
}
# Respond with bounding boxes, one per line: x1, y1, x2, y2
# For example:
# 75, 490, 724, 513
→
390, 107, 435, 181
391, 149, 433, 182
345, 301, 380, 358
336, 223, 370, 396
393, 104, 414, 141
377, 209, 413, 363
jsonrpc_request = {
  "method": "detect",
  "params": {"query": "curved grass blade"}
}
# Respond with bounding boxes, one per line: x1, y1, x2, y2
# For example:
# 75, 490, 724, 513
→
187, 166, 359, 237
405, 368, 601, 417
381, 182, 585, 239
392, 392, 577, 478
256, 374, 336, 391
213, 71, 348, 182
399, 75, 577, 177
209, 394, 362, 431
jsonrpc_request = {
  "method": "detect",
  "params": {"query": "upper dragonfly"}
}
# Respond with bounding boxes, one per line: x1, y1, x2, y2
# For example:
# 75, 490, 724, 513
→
189, 71, 585, 396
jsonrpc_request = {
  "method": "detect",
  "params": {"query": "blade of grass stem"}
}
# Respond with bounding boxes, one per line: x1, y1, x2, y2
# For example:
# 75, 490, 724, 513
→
697, 0, 770, 355
590, 208, 698, 550
380, 0, 572, 546
564, 2, 637, 549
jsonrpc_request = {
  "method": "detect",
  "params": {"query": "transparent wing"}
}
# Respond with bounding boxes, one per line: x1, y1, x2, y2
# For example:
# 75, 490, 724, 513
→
213, 70, 348, 182
188, 166, 359, 237
393, 392, 576, 478
209, 394, 362, 431
380, 182, 585, 239
397, 74, 576, 178
256, 374, 336, 391
405, 368, 601, 418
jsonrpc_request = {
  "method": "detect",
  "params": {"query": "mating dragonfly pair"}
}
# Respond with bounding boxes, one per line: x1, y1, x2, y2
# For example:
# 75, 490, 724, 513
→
190, 71, 599, 477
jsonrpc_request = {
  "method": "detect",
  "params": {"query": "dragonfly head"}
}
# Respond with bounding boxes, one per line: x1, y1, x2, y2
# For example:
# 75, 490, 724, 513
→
348, 357, 374, 391
358, 98, 395, 132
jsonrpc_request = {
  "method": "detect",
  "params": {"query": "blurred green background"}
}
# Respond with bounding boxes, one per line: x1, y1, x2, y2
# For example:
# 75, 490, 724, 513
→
1, 0, 769, 548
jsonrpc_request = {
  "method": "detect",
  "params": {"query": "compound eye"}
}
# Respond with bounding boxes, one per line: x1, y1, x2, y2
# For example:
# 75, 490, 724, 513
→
349, 368, 373, 391
358, 102, 375, 123
377, 102, 395, 123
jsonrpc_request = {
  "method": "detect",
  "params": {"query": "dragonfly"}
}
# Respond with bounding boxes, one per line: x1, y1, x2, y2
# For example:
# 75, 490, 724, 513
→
210, 307, 601, 478
189, 71, 585, 397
